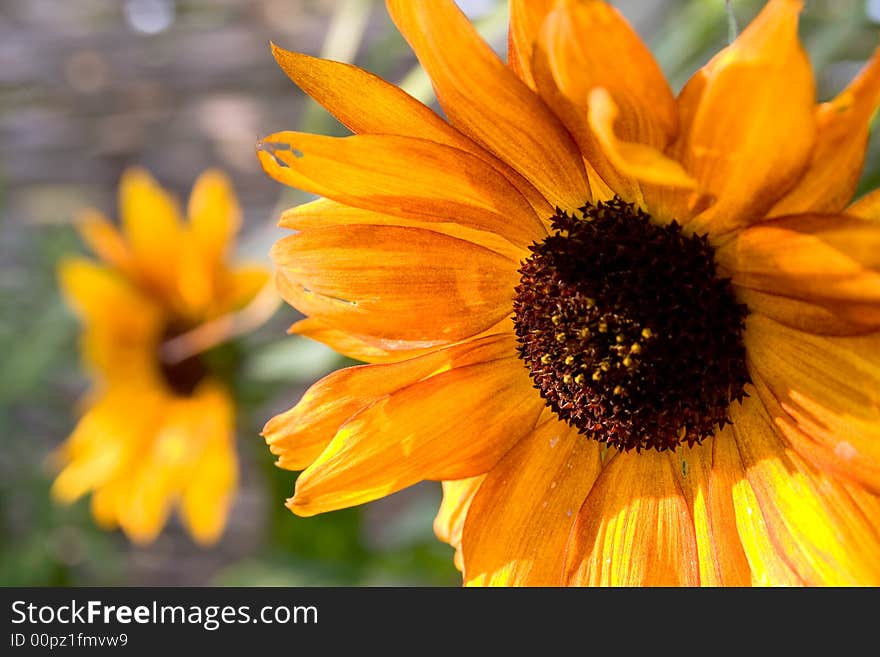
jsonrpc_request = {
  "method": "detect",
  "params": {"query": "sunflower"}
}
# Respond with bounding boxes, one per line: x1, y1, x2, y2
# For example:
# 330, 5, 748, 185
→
52, 167, 271, 545
258, 0, 880, 585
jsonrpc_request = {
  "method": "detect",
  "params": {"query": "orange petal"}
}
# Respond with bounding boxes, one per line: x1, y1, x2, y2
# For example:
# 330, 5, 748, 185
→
462, 413, 602, 586
262, 338, 497, 472
288, 317, 434, 365
587, 88, 697, 189
530, 0, 682, 203
534, 0, 677, 149
729, 392, 880, 585
770, 49, 880, 216
847, 188, 880, 220
290, 315, 516, 367
674, 0, 816, 237
731, 288, 876, 337
118, 166, 185, 297
434, 476, 485, 573
271, 225, 518, 344
271, 43, 553, 217
272, 42, 462, 141
280, 198, 528, 263
563, 449, 700, 586
719, 213, 880, 333
530, 44, 637, 202
187, 168, 240, 266
386, 0, 590, 212
670, 441, 752, 586
258, 131, 545, 249
289, 334, 544, 516
507, 0, 556, 89
745, 314, 880, 495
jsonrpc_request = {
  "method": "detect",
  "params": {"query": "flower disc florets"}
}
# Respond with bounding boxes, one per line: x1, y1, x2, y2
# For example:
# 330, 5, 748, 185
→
513, 198, 750, 452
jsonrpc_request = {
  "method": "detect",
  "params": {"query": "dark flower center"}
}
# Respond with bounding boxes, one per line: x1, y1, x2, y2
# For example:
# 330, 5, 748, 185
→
158, 323, 208, 397
513, 197, 750, 452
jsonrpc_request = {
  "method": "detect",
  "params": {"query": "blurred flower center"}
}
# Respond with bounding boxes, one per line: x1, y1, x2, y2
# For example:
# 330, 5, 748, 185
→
158, 322, 208, 396
513, 197, 750, 452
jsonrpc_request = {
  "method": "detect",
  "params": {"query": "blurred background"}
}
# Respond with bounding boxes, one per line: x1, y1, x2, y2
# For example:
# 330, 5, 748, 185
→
1, 0, 877, 587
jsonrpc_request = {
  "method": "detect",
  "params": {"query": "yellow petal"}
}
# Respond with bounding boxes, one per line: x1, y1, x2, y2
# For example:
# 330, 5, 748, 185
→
77, 387, 174, 544
463, 413, 602, 586
745, 314, 880, 495
219, 265, 272, 313
271, 225, 518, 344
770, 49, 880, 216
671, 441, 752, 586
51, 392, 149, 504
258, 131, 546, 249
289, 334, 544, 515
720, 213, 880, 333
563, 449, 700, 586
434, 476, 485, 573
57, 258, 161, 376
674, 0, 816, 237
116, 401, 190, 544
729, 393, 880, 585
57, 258, 160, 334
74, 208, 135, 275
187, 168, 241, 267
179, 384, 237, 545
712, 417, 802, 585
386, 0, 590, 212
174, 236, 215, 318
118, 166, 185, 297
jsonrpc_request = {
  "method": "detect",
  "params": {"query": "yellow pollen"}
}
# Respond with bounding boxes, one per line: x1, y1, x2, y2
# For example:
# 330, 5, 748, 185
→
641, 327, 653, 339
577, 328, 590, 339
630, 343, 642, 354
622, 356, 633, 368
574, 373, 585, 385
592, 370, 602, 381
540, 354, 552, 365
564, 355, 575, 365
615, 334, 625, 343
551, 314, 561, 325
563, 374, 572, 384
598, 322, 608, 333
613, 385, 624, 395
599, 361, 610, 372
555, 333, 566, 342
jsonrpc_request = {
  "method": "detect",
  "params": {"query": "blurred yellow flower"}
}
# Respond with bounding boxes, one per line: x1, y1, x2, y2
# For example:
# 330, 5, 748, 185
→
259, 0, 880, 585
52, 167, 271, 545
